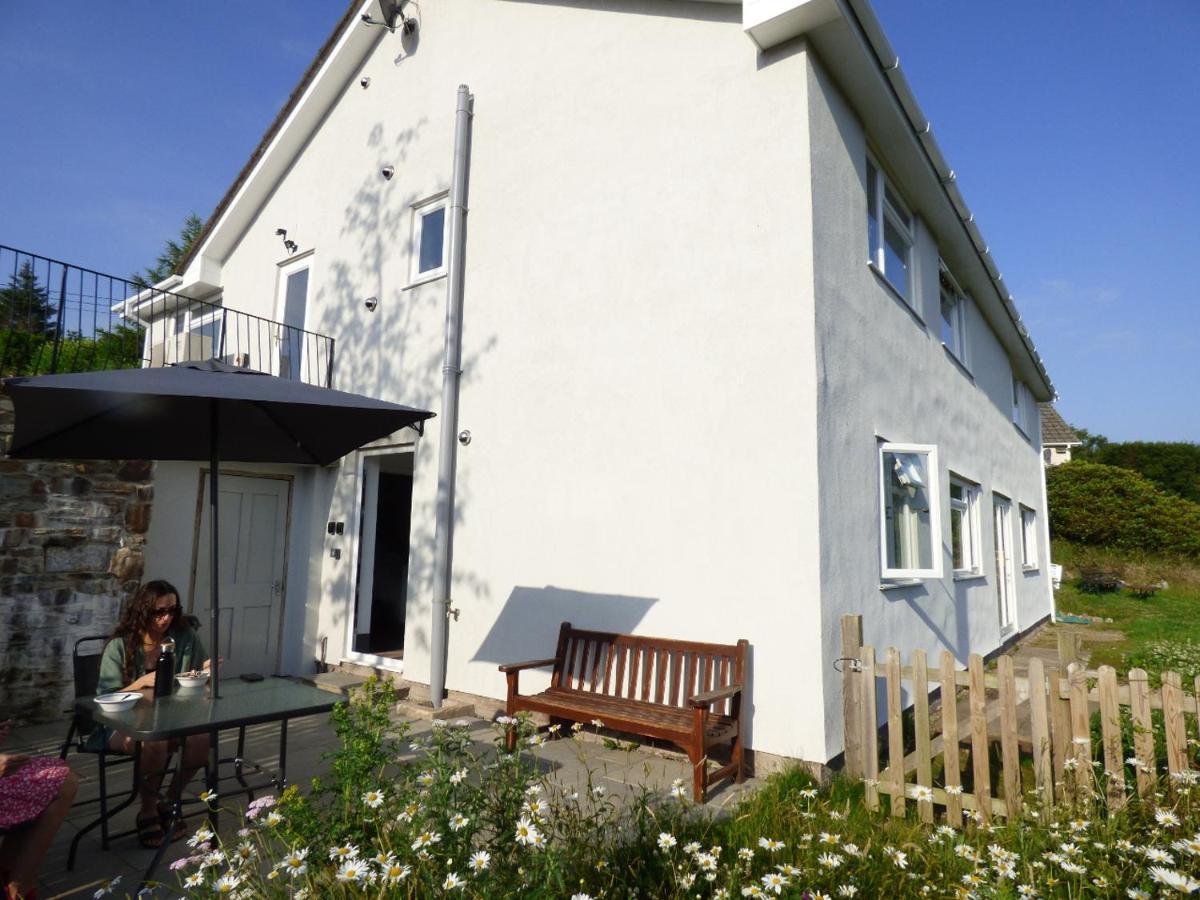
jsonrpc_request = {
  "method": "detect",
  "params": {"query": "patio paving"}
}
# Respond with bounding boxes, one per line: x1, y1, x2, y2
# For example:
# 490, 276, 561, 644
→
5, 694, 762, 898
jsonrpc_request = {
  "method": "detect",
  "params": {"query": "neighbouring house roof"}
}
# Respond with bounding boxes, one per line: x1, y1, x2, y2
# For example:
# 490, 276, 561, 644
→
1039, 404, 1080, 447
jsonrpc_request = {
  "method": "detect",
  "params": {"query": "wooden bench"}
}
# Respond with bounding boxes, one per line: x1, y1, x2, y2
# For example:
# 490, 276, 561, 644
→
499, 622, 748, 802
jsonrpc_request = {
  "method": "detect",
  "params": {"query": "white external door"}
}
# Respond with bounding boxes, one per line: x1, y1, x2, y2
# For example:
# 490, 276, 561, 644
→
993, 496, 1017, 637
274, 258, 309, 381
192, 474, 290, 677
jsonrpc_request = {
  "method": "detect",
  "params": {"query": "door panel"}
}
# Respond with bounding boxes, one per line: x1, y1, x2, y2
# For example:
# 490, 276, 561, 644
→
193, 474, 290, 678
993, 496, 1016, 637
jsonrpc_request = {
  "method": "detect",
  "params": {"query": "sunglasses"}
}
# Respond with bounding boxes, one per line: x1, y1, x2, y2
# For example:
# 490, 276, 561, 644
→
152, 606, 181, 619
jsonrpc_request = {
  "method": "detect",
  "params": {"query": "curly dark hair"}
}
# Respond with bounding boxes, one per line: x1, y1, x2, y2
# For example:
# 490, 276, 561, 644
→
112, 579, 183, 685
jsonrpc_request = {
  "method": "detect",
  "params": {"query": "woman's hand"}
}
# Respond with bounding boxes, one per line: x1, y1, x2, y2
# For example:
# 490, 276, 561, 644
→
0, 753, 30, 778
200, 658, 222, 672
126, 671, 157, 691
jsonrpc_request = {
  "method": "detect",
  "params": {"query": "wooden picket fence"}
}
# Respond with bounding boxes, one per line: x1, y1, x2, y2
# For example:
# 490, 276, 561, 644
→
839, 614, 1200, 825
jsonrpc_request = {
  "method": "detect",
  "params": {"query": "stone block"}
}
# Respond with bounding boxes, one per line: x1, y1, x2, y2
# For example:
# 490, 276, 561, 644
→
45, 543, 113, 574
118, 460, 153, 482
125, 503, 152, 534
109, 546, 144, 581
0, 527, 26, 548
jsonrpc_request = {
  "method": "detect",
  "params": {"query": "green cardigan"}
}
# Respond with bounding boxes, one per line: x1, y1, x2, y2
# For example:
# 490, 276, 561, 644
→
96, 624, 208, 694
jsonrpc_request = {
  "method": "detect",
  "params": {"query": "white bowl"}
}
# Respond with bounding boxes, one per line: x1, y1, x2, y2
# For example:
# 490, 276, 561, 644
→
94, 691, 142, 712
175, 672, 209, 691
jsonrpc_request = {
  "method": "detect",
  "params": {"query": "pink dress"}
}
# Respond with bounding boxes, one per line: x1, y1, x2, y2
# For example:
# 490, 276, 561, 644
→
0, 756, 72, 829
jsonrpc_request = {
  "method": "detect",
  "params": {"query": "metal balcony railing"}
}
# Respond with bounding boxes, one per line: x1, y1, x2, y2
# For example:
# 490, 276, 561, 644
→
0, 244, 334, 387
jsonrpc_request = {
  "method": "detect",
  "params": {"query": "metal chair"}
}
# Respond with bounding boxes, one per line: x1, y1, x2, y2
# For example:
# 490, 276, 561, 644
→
59, 635, 153, 869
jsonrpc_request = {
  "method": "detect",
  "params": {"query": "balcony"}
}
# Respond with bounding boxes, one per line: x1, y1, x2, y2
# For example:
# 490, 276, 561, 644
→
0, 244, 334, 387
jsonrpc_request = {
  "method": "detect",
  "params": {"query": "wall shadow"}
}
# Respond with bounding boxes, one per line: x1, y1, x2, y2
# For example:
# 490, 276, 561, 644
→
470, 585, 658, 667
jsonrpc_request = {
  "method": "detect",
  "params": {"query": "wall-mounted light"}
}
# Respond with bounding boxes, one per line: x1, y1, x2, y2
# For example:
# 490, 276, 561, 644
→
363, 296, 379, 312
381, 166, 395, 180
361, 0, 418, 34
360, 76, 371, 89
275, 228, 298, 255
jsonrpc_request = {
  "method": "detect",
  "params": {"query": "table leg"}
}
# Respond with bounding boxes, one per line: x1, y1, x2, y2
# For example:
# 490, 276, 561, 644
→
208, 728, 219, 834
140, 740, 186, 889
277, 718, 289, 790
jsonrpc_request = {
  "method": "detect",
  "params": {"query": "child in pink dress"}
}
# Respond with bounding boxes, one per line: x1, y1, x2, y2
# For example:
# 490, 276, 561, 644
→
0, 720, 78, 900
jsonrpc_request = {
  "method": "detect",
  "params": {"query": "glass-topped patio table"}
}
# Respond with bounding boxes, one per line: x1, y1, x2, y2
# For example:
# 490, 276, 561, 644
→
77, 677, 338, 887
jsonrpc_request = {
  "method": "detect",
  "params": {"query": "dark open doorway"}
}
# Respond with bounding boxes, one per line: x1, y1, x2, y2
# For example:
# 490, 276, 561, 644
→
353, 453, 414, 656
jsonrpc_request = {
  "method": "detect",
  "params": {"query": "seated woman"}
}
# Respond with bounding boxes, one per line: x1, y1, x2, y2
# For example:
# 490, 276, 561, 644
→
95, 579, 211, 848
1, 719, 79, 900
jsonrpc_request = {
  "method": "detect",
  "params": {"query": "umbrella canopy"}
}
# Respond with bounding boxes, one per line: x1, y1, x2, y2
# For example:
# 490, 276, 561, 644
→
5, 360, 434, 465
4, 359, 435, 702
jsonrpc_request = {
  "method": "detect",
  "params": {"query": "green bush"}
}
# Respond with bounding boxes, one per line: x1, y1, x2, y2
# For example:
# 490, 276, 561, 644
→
1095, 442, 1200, 504
1047, 461, 1200, 558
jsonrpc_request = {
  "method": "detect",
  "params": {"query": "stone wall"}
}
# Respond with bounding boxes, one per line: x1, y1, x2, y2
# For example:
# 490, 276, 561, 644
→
0, 392, 154, 723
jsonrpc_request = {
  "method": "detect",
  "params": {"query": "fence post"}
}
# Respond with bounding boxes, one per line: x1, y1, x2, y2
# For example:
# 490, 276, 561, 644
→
1163, 671, 1187, 782
1057, 631, 1081, 669
998, 655, 1022, 819
939, 650, 963, 827
1128, 668, 1155, 801
885, 647, 905, 818
861, 646, 879, 812
840, 614, 864, 780
1067, 662, 1093, 807
1027, 657, 1054, 810
1048, 666, 1070, 793
912, 648, 934, 824
968, 654, 991, 823
1098, 665, 1126, 809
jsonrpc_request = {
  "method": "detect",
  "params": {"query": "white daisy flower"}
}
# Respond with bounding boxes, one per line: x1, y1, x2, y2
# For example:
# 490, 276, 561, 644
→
450, 768, 469, 785
336, 860, 367, 883
362, 788, 385, 808
212, 875, 241, 895
515, 818, 540, 847
277, 847, 308, 876
758, 837, 785, 851
761, 872, 789, 895
1149, 866, 1200, 893
443, 872, 464, 890
382, 861, 412, 884
411, 830, 441, 851
1158, 809, 1183, 828
329, 843, 359, 860
658, 832, 678, 851
450, 813, 470, 831
470, 850, 491, 872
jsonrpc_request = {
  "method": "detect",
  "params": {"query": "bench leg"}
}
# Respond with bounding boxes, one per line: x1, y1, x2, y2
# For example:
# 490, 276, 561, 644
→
505, 723, 517, 753
690, 749, 707, 804
732, 730, 745, 784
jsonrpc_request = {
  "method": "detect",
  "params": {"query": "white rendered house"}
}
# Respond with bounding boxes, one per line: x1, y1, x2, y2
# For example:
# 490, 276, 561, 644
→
137, 0, 1056, 768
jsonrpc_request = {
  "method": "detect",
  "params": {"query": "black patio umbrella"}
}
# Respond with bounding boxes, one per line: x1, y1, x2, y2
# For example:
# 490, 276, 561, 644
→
3, 360, 435, 697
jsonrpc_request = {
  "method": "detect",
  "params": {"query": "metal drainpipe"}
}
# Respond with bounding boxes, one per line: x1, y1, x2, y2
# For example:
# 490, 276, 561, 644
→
430, 85, 473, 708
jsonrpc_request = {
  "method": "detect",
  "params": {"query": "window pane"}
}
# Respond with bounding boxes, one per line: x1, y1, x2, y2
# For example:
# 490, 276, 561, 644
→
884, 185, 910, 230
883, 218, 910, 298
941, 293, 958, 350
418, 206, 446, 273
867, 163, 879, 263
884, 451, 933, 572
950, 506, 964, 570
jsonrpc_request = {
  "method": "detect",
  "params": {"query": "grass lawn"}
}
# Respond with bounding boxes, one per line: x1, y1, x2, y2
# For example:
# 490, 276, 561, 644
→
1050, 541, 1200, 674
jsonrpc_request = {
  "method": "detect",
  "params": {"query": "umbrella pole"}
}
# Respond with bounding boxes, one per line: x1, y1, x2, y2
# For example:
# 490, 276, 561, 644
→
209, 401, 220, 698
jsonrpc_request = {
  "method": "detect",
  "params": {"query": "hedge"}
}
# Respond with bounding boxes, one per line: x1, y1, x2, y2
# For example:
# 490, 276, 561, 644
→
1046, 460, 1200, 558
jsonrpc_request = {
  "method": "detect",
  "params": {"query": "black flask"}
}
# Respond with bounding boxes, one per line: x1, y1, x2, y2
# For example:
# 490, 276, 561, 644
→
154, 636, 176, 697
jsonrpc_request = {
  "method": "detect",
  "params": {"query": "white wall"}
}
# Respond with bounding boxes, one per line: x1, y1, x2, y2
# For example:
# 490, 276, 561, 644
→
804, 51, 1053, 761
143, 460, 330, 675
187, 0, 830, 760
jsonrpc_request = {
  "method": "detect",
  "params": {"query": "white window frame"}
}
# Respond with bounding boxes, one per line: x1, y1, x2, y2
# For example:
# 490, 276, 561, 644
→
409, 192, 449, 285
879, 442, 943, 580
1020, 505, 1039, 570
1012, 375, 1033, 436
867, 156, 915, 303
939, 265, 970, 368
949, 475, 983, 576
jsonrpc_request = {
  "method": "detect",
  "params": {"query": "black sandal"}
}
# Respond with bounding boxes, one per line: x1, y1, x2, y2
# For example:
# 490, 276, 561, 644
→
157, 800, 189, 843
136, 813, 166, 848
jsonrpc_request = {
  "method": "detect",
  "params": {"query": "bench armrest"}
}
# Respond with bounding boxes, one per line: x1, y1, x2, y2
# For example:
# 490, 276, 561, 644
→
688, 683, 743, 708
498, 658, 559, 674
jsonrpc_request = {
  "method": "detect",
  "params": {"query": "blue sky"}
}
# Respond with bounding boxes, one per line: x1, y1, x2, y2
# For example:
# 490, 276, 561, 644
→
1, 2, 1196, 441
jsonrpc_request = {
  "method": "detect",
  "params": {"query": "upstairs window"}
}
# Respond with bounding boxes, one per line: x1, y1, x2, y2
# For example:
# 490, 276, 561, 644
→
867, 158, 914, 302
411, 194, 448, 282
879, 443, 942, 579
939, 267, 969, 366
949, 476, 982, 576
